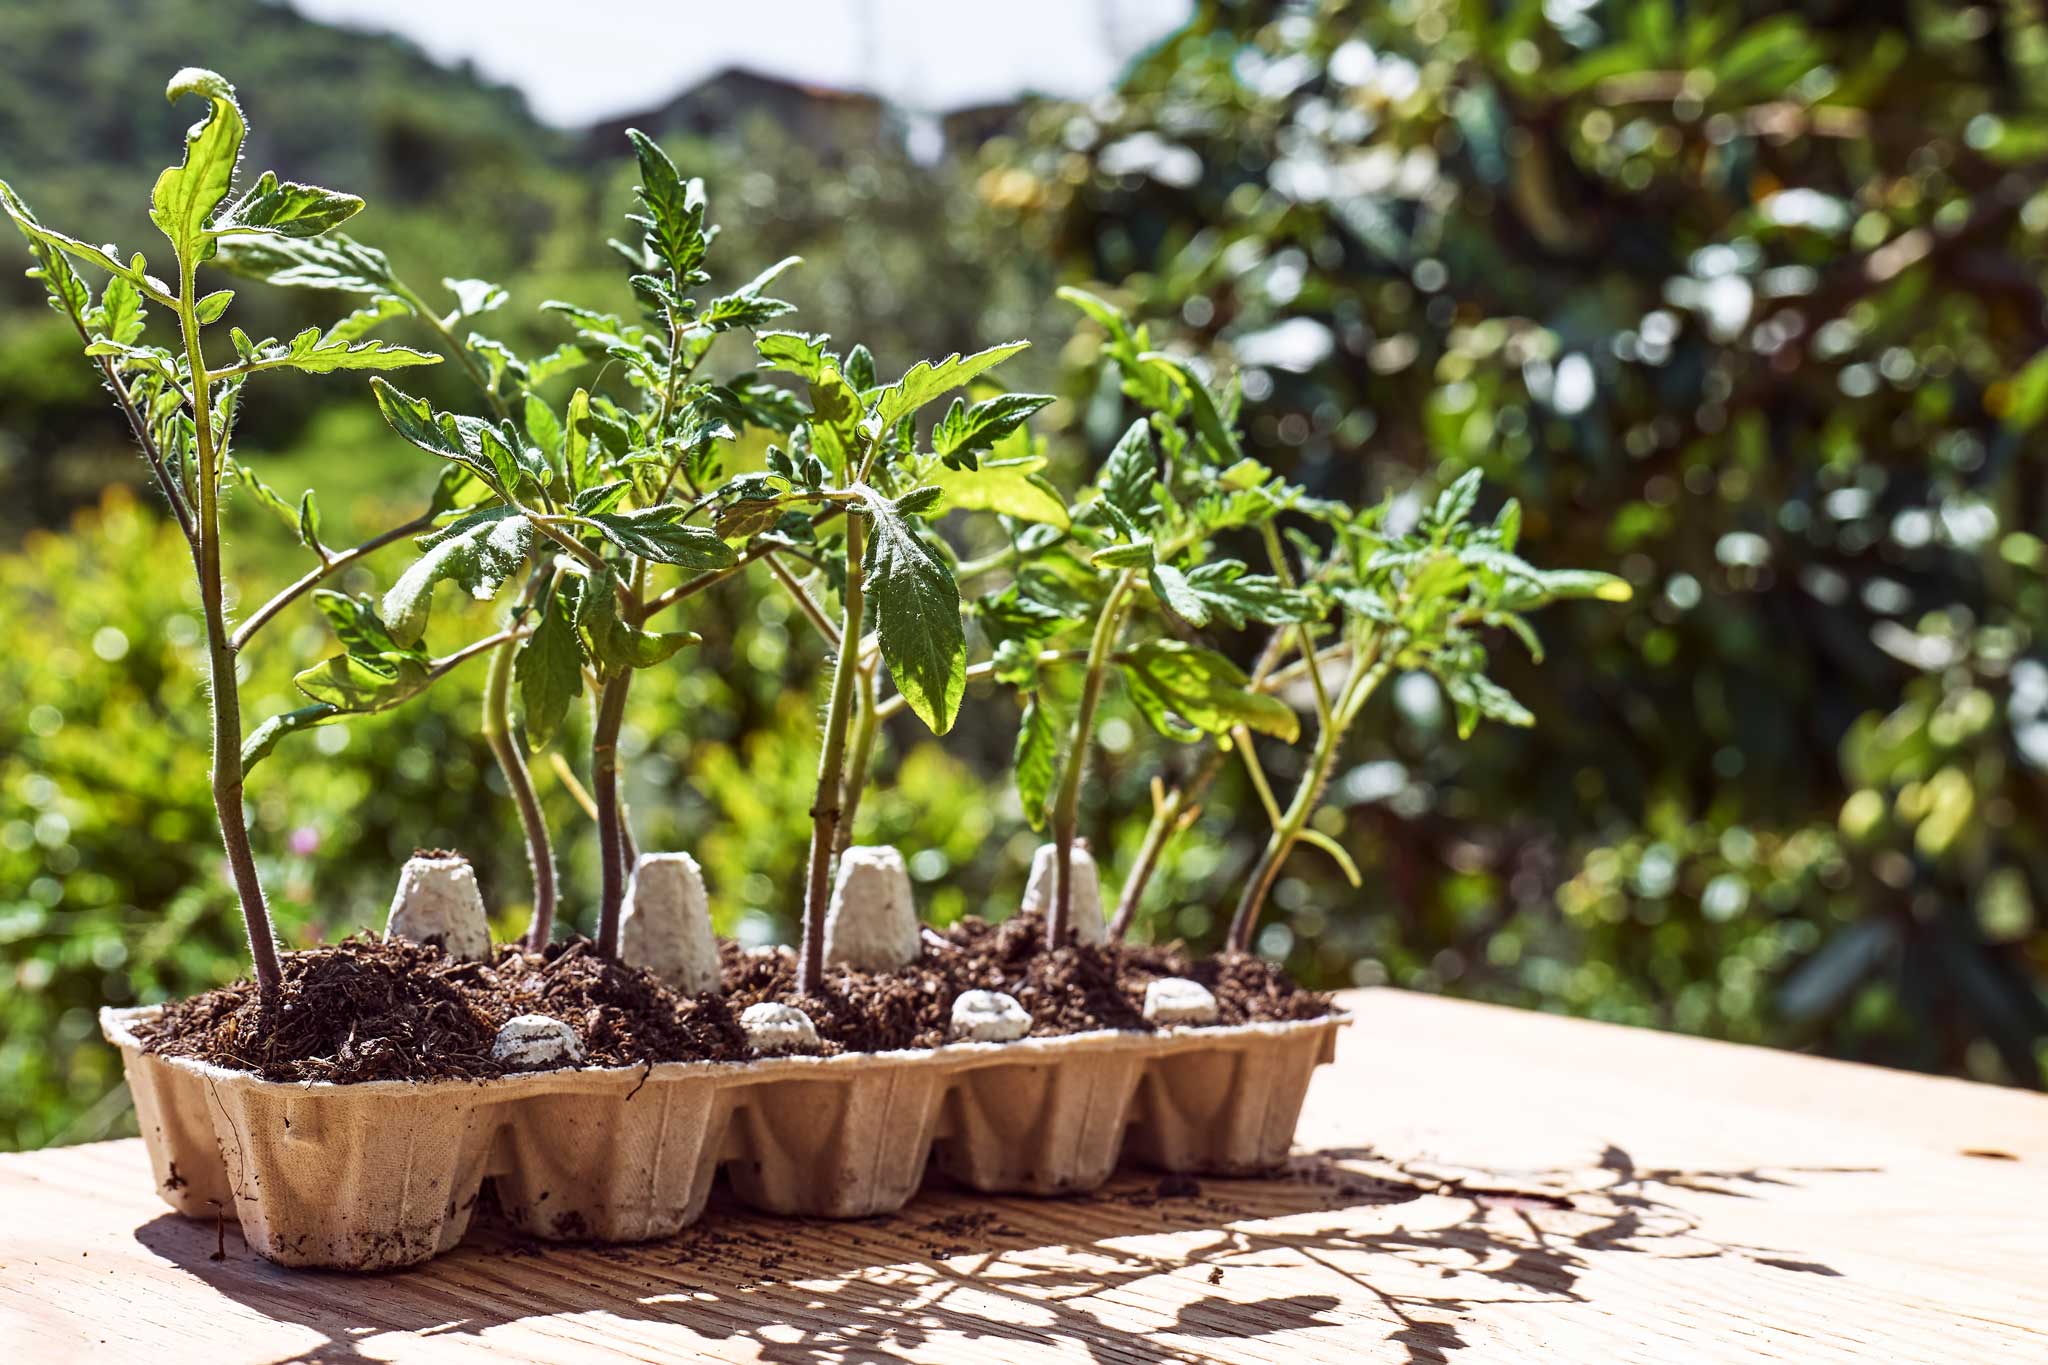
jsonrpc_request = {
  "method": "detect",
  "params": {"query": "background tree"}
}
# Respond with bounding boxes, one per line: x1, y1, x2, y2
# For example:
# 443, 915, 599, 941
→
990, 0, 2048, 1080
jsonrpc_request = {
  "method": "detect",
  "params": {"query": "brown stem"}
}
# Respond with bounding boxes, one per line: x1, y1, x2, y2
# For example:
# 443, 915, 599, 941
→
766, 551, 841, 649
591, 668, 633, 957
636, 505, 848, 624
178, 266, 281, 1012
798, 514, 866, 994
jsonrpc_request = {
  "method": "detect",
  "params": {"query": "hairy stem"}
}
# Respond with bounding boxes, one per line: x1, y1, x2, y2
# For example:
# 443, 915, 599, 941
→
485, 575, 558, 951
177, 265, 282, 1013
49, 283, 197, 548
798, 514, 866, 994
1049, 570, 1135, 946
591, 667, 633, 957
835, 662, 879, 862
765, 550, 841, 649
636, 504, 848, 623
1226, 653, 1390, 954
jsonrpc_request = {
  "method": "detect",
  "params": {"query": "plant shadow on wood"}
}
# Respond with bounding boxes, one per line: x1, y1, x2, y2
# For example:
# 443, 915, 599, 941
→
131, 1144, 1874, 1364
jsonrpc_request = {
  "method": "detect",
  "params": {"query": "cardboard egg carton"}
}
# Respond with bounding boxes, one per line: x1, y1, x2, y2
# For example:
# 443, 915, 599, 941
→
101, 1005, 1344, 1271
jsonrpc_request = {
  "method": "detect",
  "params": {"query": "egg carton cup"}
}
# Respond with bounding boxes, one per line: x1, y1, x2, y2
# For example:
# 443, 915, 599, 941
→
101, 1004, 1345, 1271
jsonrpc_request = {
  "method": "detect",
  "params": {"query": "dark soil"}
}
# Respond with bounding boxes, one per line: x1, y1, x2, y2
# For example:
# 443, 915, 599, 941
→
722, 915, 1329, 1053
136, 917, 1330, 1083
136, 935, 749, 1082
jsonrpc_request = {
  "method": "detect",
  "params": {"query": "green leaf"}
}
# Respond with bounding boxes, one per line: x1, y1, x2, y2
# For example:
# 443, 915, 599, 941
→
577, 568, 701, 670
1014, 696, 1058, 830
699, 256, 801, 332
254, 328, 439, 374
92, 277, 146, 345
858, 484, 966, 734
445, 277, 508, 320
756, 330, 831, 380
212, 231, 394, 293
1056, 285, 1130, 340
293, 652, 432, 714
1119, 640, 1301, 744
714, 498, 784, 540
931, 392, 1055, 461
312, 589, 406, 657
0, 178, 175, 303
320, 294, 408, 345
218, 171, 363, 239
227, 460, 297, 532
1181, 560, 1320, 628
843, 341, 876, 392
1148, 562, 1210, 627
698, 292, 795, 331
296, 489, 321, 549
150, 69, 247, 264
1430, 468, 1484, 535
1334, 585, 1399, 625
1137, 352, 1244, 465
517, 588, 585, 749
383, 506, 533, 644
587, 507, 739, 569
1494, 497, 1522, 552
1442, 671, 1535, 737
370, 379, 507, 490
806, 363, 864, 475
625, 128, 708, 280
1098, 418, 1155, 520
1091, 540, 1156, 570
563, 387, 595, 491
573, 479, 632, 516
1503, 568, 1633, 606
872, 341, 1030, 431
240, 704, 341, 772
926, 455, 1070, 529
523, 393, 564, 461
528, 342, 587, 386
193, 289, 233, 324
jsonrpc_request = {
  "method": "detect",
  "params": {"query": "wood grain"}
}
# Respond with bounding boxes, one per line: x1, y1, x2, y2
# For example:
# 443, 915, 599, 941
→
2, 988, 2044, 1363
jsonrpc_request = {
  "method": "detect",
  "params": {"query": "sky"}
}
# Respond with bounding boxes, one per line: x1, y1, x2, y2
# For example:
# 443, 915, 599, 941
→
286, 0, 1193, 126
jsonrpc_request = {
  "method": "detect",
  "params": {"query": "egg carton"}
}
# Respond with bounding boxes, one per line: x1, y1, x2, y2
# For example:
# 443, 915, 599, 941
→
100, 1005, 1344, 1271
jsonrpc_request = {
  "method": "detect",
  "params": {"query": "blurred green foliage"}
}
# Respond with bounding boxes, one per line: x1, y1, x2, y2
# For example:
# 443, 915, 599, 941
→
4, 0, 2048, 1147
987, 0, 2048, 1083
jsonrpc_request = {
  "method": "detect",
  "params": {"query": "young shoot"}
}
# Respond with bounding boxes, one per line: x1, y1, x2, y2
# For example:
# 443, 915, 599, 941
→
1223, 470, 1631, 953
713, 330, 1045, 992
1, 70, 457, 1014
354, 130, 831, 955
217, 219, 590, 949
983, 290, 1321, 946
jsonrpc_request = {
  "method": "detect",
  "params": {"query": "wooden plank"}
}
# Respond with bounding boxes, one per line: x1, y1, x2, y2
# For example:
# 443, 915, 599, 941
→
1, 988, 2043, 1363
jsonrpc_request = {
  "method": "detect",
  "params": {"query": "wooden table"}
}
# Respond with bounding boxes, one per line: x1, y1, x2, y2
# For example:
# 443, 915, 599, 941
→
2, 989, 2044, 1362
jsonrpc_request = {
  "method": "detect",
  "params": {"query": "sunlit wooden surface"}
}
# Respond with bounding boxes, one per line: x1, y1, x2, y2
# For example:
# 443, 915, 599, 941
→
3, 988, 2044, 1362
